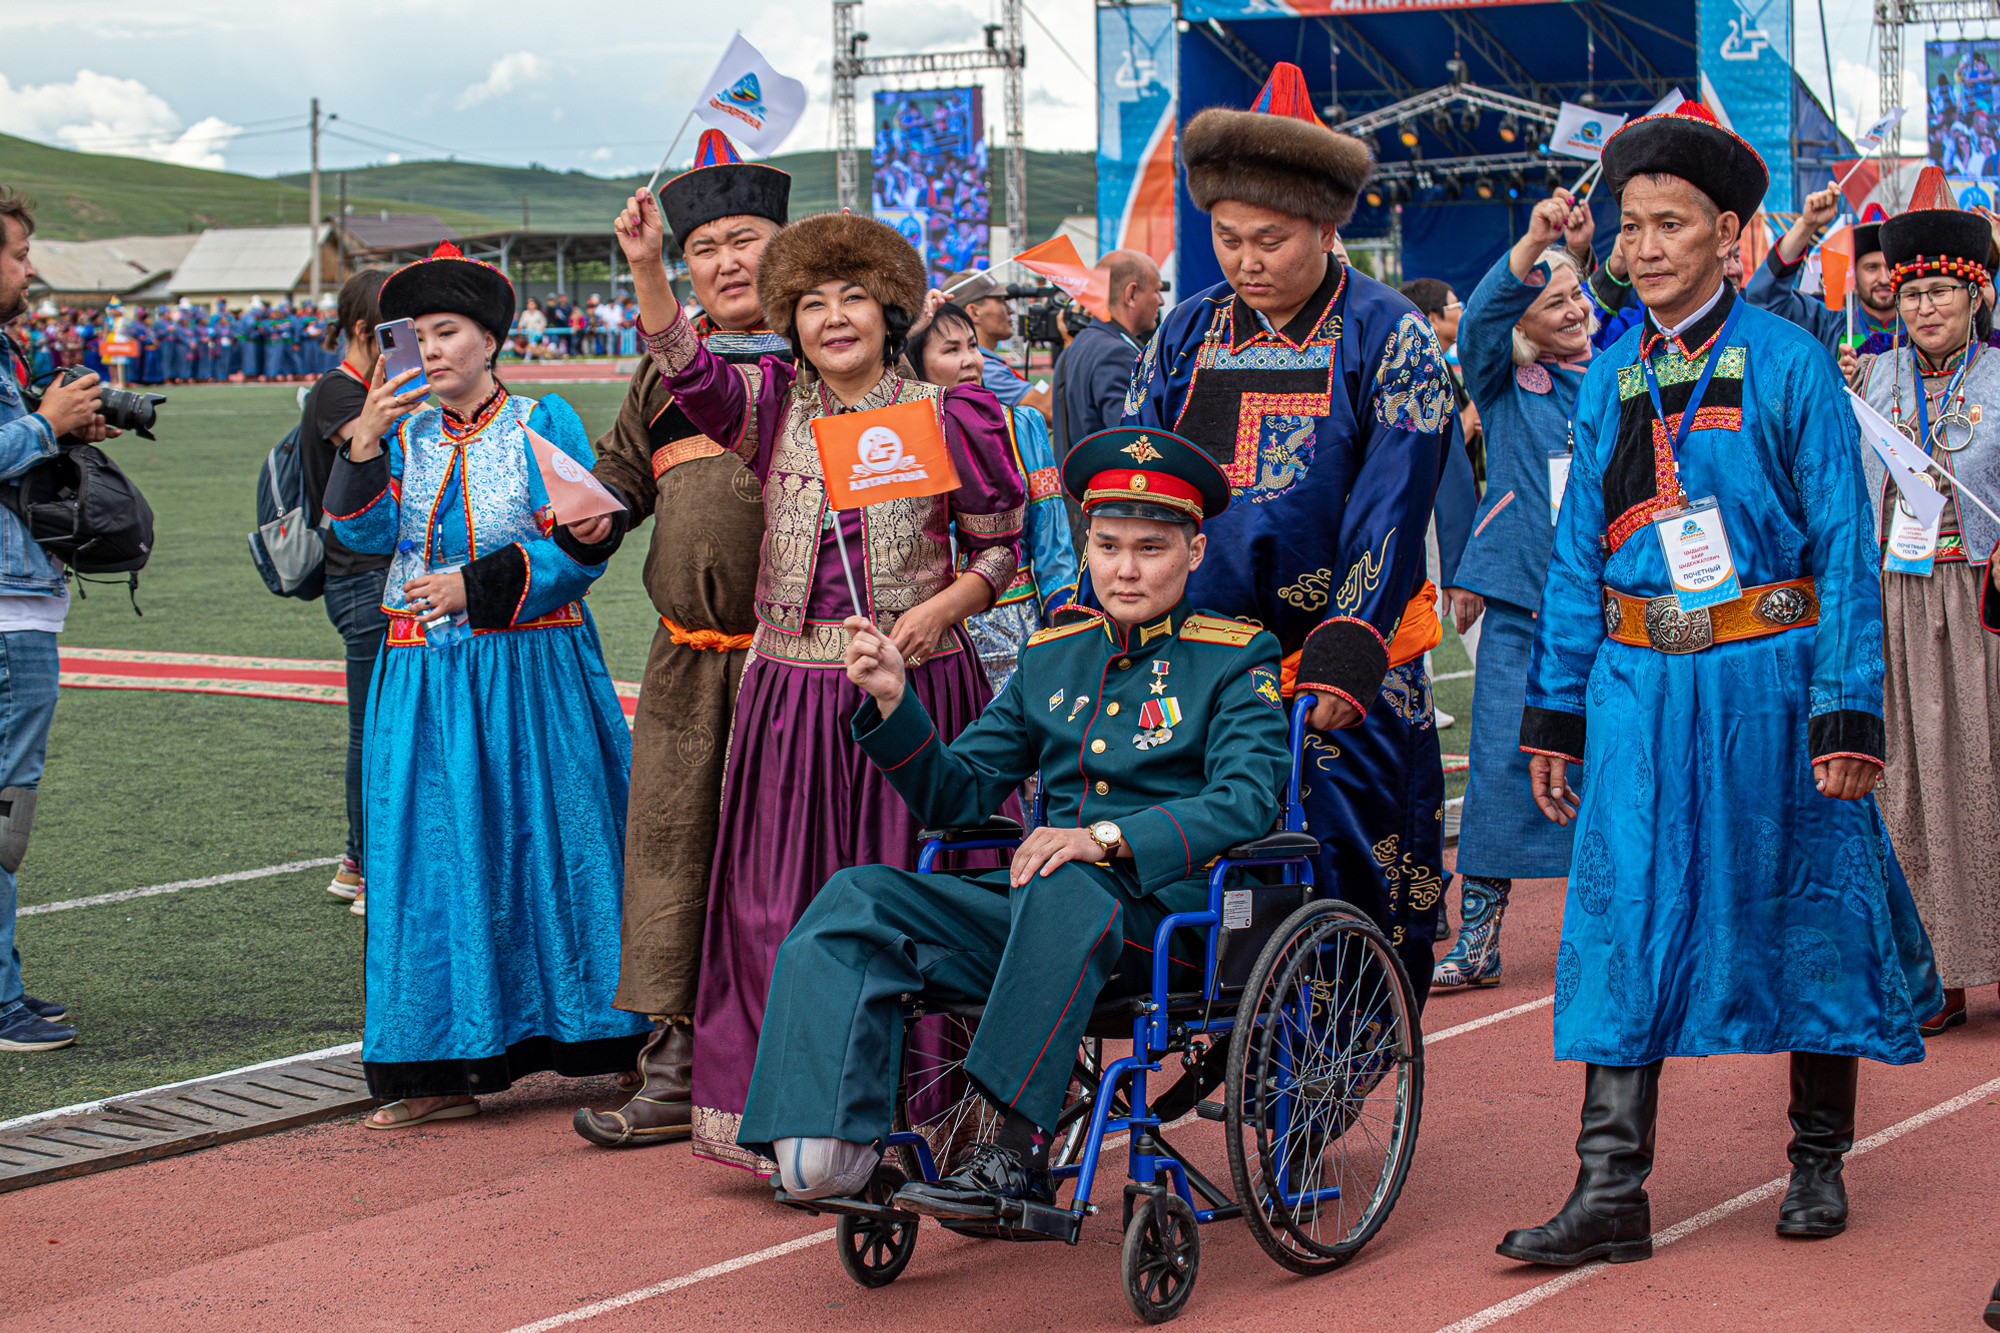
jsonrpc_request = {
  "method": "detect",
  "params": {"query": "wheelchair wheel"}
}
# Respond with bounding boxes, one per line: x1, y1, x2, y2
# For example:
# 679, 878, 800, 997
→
835, 1165, 918, 1288
1120, 1191, 1200, 1324
1224, 898, 1423, 1276
896, 1035, 1102, 1181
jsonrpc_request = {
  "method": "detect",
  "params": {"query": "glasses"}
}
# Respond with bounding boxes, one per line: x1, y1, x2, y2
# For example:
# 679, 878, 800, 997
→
1898, 282, 1971, 311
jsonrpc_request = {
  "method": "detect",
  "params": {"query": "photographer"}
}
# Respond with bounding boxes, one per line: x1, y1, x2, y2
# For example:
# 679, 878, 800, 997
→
0, 186, 119, 1053
1054, 249, 1161, 454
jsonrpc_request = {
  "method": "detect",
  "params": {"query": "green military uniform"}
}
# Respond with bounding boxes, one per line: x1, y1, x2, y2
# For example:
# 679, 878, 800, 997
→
738, 426, 1297, 1155
737, 593, 1289, 1147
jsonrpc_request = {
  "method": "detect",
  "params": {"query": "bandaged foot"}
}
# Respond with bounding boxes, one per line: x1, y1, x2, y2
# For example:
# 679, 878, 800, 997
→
773, 1136, 881, 1200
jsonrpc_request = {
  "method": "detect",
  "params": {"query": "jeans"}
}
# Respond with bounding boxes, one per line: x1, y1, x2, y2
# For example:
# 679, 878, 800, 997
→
324, 571, 390, 868
0, 632, 60, 1018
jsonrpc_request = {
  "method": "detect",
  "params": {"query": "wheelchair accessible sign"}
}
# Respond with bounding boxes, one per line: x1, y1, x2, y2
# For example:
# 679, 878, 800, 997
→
1652, 496, 1742, 612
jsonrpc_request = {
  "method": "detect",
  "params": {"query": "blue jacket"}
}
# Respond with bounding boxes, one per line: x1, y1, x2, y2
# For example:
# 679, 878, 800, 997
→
1454, 254, 1592, 612
0, 341, 74, 595
1743, 249, 1899, 354
1055, 317, 1144, 455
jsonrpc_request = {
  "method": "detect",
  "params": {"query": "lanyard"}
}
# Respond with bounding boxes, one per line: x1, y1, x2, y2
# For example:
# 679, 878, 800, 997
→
1640, 297, 1744, 473
1912, 341, 1977, 453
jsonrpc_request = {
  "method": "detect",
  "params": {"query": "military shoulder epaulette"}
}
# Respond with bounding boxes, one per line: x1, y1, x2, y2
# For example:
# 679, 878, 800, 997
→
1025, 610, 1104, 649
1179, 612, 1261, 647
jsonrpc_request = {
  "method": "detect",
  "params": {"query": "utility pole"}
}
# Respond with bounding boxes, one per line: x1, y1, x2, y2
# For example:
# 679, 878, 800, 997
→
522, 192, 530, 231
309, 98, 323, 303
336, 172, 347, 280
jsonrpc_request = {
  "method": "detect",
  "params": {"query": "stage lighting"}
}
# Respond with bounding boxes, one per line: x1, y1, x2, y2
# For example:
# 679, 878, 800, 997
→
1365, 182, 1386, 208
1390, 181, 1411, 205
1432, 108, 1454, 137
1474, 175, 1495, 200
1399, 119, 1419, 147
1498, 114, 1519, 143
1460, 106, 1480, 134
1443, 177, 1463, 201
1545, 165, 1564, 194
1507, 169, 1526, 199
1362, 132, 1381, 157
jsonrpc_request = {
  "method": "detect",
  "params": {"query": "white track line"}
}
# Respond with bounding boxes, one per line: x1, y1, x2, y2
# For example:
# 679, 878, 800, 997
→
1431, 1072, 2000, 1333
0, 1041, 362, 1132
498, 1230, 837, 1333
1425, 995, 1554, 1046
1433, 669, 1476, 681
18, 857, 340, 917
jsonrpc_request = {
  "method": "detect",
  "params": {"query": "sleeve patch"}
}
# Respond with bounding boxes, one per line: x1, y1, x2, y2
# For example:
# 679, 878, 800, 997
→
1374, 311, 1453, 433
1250, 665, 1284, 710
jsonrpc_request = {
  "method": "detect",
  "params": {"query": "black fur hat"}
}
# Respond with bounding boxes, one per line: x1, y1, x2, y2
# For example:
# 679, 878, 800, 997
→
1880, 207, 1994, 288
1853, 221, 1882, 259
1602, 100, 1769, 224
377, 241, 515, 345
660, 130, 791, 246
1181, 62, 1374, 229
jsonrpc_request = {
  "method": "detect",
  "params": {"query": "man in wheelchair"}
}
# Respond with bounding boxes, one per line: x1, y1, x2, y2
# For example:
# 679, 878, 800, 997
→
734, 427, 1292, 1217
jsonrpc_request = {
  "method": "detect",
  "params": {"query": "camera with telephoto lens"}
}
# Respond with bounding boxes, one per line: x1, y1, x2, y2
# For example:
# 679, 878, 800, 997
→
55, 366, 166, 441
1005, 283, 1085, 346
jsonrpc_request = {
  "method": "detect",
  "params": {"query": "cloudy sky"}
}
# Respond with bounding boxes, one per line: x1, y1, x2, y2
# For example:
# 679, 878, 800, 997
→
0, 0, 1914, 180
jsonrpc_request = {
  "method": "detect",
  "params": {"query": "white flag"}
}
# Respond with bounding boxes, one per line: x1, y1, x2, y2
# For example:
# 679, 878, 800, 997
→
1646, 88, 1688, 116
1854, 107, 1907, 152
1548, 102, 1629, 161
1847, 389, 1949, 528
691, 34, 807, 155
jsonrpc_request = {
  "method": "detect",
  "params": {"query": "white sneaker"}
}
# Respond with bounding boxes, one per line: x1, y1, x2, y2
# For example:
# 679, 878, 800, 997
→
773, 1136, 881, 1200
1436, 707, 1457, 729
327, 858, 362, 902
349, 888, 366, 917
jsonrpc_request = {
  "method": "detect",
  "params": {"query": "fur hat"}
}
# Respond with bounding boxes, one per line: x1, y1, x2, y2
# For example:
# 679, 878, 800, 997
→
1602, 100, 1768, 225
660, 130, 790, 245
756, 212, 927, 340
1182, 62, 1375, 229
1880, 207, 1993, 289
378, 241, 515, 345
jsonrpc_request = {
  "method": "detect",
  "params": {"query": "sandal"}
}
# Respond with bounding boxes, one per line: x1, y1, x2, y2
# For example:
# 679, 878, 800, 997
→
364, 1098, 479, 1130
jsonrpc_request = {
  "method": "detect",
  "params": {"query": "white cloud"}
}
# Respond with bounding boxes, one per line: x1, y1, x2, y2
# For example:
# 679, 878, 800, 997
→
456, 52, 552, 110
386, 152, 403, 164
0, 69, 240, 169
590, 146, 612, 161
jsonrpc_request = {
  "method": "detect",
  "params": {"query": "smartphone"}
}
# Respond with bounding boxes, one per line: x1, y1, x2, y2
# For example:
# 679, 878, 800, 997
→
375, 318, 429, 395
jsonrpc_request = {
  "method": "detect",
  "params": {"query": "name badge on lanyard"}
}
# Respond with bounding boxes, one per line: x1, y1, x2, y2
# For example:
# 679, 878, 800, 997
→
1884, 346, 1968, 577
1641, 299, 1745, 612
1549, 453, 1572, 526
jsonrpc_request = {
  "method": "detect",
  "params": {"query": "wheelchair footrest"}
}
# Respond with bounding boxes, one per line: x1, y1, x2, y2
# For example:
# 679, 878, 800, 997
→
1195, 1099, 1226, 1122
771, 1187, 916, 1224
935, 1198, 1082, 1244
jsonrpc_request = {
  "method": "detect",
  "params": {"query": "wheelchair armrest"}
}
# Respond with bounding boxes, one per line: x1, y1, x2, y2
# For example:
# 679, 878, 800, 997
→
918, 816, 1026, 844
1220, 830, 1320, 859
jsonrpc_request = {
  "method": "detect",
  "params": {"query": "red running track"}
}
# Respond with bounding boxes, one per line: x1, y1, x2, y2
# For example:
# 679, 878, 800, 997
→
3, 870, 1994, 1333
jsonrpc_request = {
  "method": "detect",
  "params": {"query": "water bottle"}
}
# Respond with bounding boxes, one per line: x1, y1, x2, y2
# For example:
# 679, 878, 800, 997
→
399, 539, 470, 651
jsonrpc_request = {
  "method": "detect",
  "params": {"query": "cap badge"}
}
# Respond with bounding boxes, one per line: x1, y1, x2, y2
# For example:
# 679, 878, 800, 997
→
1122, 436, 1163, 464
1130, 473, 1149, 491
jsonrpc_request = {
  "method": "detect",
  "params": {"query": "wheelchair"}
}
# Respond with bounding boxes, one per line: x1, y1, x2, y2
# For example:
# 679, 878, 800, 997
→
773, 697, 1425, 1324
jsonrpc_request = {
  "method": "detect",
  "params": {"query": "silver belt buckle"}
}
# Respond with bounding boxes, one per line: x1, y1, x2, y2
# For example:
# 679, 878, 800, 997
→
1643, 595, 1713, 654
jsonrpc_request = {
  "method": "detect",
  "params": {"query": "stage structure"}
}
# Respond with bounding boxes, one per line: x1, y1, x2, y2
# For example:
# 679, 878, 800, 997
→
1097, 0, 1843, 296
1880, 0, 2000, 209
832, 0, 1027, 255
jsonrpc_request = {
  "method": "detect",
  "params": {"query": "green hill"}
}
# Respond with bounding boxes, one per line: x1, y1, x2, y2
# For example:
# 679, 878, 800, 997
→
0, 132, 503, 240
280, 149, 1099, 241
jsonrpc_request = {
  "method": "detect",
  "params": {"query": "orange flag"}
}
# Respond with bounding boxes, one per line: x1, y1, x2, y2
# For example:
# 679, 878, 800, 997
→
527, 427, 626, 524
811, 400, 961, 511
1817, 223, 1854, 314
1012, 235, 1111, 320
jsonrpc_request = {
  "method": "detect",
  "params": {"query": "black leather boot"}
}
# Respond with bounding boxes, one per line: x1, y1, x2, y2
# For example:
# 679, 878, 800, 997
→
1776, 1051, 1856, 1238
1497, 1062, 1660, 1266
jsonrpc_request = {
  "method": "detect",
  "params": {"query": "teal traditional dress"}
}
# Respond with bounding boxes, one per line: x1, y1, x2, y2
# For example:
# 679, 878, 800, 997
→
326, 388, 649, 1099
1521, 288, 1942, 1065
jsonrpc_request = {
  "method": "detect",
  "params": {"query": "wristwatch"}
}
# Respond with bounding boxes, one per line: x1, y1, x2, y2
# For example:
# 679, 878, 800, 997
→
1088, 821, 1123, 857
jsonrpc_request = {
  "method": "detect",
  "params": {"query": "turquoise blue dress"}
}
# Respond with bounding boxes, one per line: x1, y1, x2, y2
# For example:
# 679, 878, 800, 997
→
1522, 288, 1941, 1066
328, 390, 647, 1098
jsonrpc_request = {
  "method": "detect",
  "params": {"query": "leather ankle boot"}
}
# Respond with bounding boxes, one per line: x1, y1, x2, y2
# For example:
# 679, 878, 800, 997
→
1498, 1062, 1660, 1266
1777, 1051, 1856, 1238
573, 1017, 693, 1147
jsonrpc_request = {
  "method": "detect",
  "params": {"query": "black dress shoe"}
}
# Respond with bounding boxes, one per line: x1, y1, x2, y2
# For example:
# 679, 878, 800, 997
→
1776, 1052, 1855, 1239
1983, 1276, 2000, 1331
894, 1143, 1055, 1219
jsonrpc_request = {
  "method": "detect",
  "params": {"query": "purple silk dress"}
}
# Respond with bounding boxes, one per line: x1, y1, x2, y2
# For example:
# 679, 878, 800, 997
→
644, 313, 1026, 1170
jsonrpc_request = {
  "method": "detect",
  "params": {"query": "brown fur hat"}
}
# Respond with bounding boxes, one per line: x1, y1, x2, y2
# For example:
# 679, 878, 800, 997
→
756, 212, 927, 340
1181, 108, 1375, 229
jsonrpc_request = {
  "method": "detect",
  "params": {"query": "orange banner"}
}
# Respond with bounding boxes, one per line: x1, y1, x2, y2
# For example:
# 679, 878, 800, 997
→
811, 399, 960, 511
1013, 235, 1110, 321
1817, 224, 1853, 314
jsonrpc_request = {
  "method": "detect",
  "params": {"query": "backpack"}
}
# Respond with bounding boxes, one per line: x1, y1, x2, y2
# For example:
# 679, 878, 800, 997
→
247, 423, 326, 600
4, 443, 156, 585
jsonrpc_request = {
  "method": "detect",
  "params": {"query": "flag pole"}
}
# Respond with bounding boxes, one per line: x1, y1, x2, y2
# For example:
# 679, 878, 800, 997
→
644, 109, 700, 197
830, 513, 867, 621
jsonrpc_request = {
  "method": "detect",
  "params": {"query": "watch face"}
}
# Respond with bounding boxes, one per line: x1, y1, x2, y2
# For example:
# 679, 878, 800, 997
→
1093, 821, 1121, 844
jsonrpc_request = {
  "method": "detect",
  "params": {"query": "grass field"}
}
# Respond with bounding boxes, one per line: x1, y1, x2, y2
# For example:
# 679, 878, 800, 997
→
3, 379, 1473, 1121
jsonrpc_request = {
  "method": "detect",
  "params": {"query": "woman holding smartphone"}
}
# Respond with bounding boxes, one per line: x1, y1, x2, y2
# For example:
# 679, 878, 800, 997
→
323, 241, 647, 1129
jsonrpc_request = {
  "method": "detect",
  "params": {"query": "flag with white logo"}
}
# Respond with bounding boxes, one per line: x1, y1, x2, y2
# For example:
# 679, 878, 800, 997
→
1847, 390, 1948, 529
1548, 102, 1629, 161
1854, 108, 1907, 153
691, 34, 808, 155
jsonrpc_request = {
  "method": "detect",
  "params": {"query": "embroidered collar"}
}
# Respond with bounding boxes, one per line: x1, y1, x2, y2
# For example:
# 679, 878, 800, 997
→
441, 382, 508, 441
1912, 337, 1977, 377
1641, 283, 1737, 362
814, 370, 905, 417
1229, 261, 1347, 352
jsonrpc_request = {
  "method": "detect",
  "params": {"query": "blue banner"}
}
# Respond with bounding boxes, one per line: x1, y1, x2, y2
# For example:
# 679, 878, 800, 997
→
1699, 0, 1794, 212
1097, 3, 1178, 281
